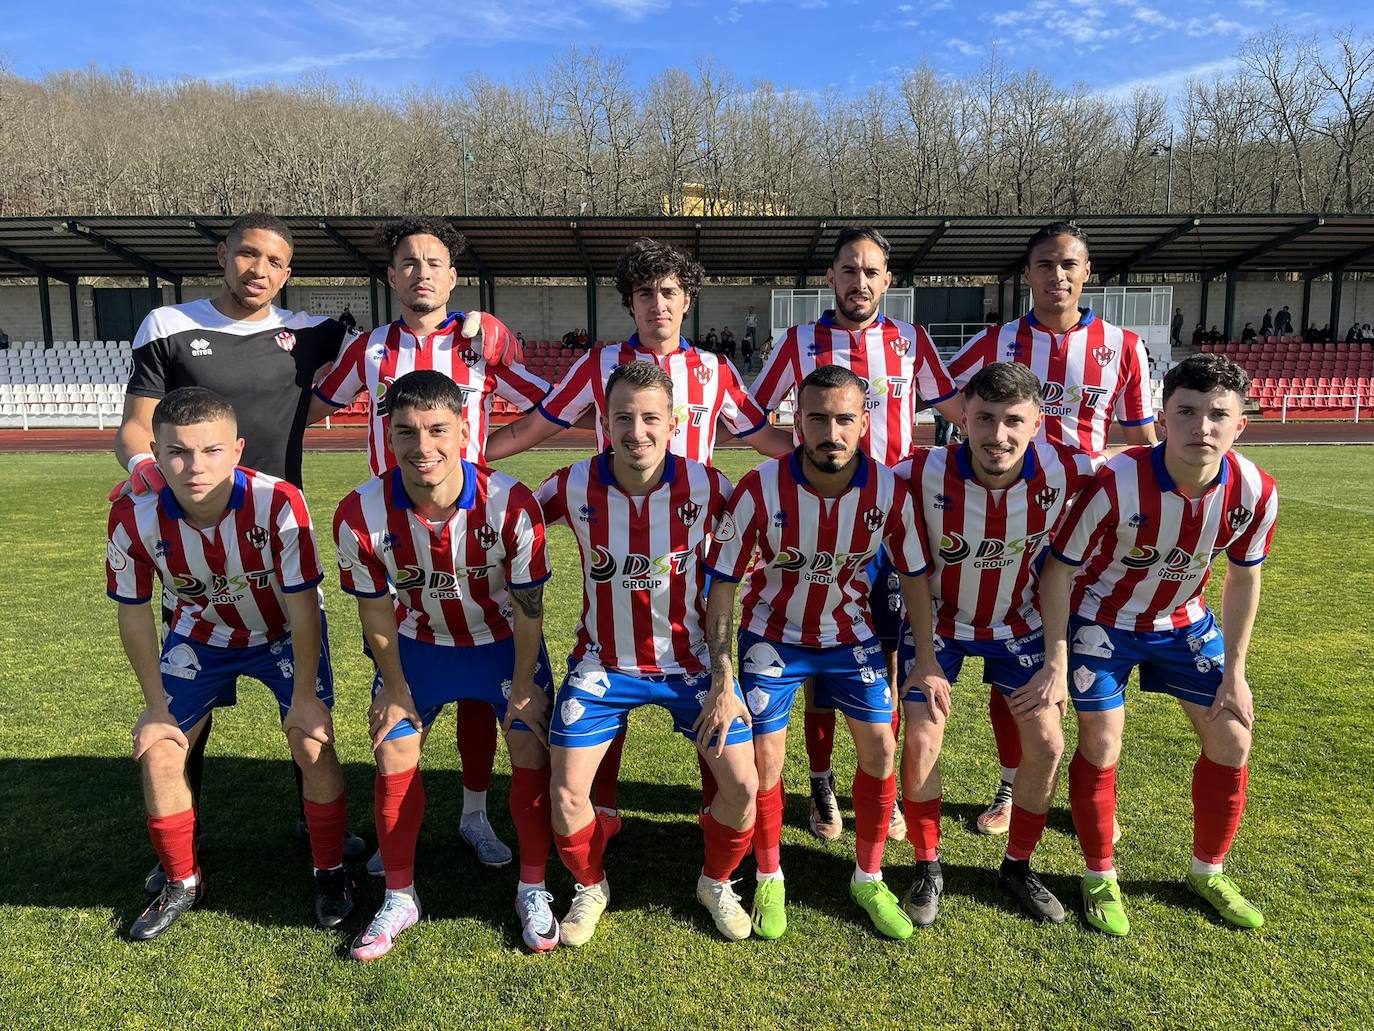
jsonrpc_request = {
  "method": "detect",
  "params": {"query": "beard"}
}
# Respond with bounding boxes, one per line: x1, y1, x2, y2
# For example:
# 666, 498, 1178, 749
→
803, 441, 854, 474
836, 295, 878, 324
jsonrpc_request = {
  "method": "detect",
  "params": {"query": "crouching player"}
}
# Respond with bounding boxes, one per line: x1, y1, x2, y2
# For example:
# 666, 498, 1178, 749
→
333, 371, 557, 959
537, 361, 758, 946
1031, 353, 1278, 935
704, 364, 942, 941
107, 386, 350, 941
894, 362, 1104, 926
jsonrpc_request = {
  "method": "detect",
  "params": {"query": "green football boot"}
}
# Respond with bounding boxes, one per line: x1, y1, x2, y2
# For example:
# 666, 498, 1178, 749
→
850, 878, 914, 940
1081, 874, 1130, 937
751, 878, 787, 940
1186, 871, 1264, 929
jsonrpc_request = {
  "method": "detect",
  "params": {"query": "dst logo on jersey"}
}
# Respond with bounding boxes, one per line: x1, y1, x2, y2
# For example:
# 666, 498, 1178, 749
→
170, 569, 276, 602
1034, 486, 1061, 511
393, 565, 467, 600
275, 331, 296, 352
773, 548, 872, 583
589, 545, 691, 589
473, 525, 498, 550
674, 403, 711, 428
677, 500, 702, 527
856, 375, 909, 408
1091, 344, 1115, 367
1041, 382, 1107, 415
939, 531, 1048, 568
1119, 545, 1210, 579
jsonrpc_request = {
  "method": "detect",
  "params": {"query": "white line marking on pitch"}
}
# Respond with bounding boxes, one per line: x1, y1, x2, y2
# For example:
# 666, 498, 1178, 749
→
1283, 497, 1374, 516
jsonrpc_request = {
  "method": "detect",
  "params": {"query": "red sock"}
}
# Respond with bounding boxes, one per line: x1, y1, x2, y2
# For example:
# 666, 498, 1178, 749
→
753, 779, 786, 875
1006, 804, 1048, 862
592, 728, 626, 811
456, 700, 498, 793
554, 817, 606, 887
147, 808, 197, 883
303, 792, 348, 870
852, 769, 896, 874
698, 751, 719, 810
1192, 755, 1248, 864
701, 812, 754, 881
509, 764, 553, 885
804, 710, 836, 775
376, 766, 426, 890
903, 795, 941, 862
1068, 751, 1116, 872
989, 687, 1022, 771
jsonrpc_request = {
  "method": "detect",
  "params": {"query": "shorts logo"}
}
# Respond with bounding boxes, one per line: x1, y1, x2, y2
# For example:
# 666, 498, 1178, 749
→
190, 338, 213, 357
746, 686, 771, 715
1228, 505, 1253, 531
743, 642, 785, 679
1194, 656, 1218, 673
1072, 666, 1097, 694
501, 678, 513, 700
560, 698, 586, 725
246, 526, 270, 550
852, 645, 869, 664
277, 657, 295, 679
695, 689, 710, 705
682, 670, 705, 688
160, 642, 202, 681
459, 347, 481, 368
713, 512, 737, 543
860, 666, 877, 684
568, 660, 610, 698
1091, 344, 1115, 367
862, 507, 885, 532
1071, 624, 1115, 659
677, 500, 702, 527
473, 524, 498, 550
106, 540, 129, 571
1034, 486, 1060, 511
693, 364, 713, 384
275, 331, 296, 352
889, 335, 911, 357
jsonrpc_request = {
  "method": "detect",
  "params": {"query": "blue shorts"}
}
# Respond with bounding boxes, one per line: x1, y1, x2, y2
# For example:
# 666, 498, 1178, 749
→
1068, 611, 1225, 713
548, 657, 751, 750
376, 634, 554, 741
866, 550, 905, 646
738, 630, 893, 736
158, 620, 335, 733
896, 623, 1045, 703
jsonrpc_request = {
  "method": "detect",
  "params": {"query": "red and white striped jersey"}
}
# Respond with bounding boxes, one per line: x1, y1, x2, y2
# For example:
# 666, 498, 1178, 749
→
947, 310, 1154, 451
333, 462, 550, 647
536, 452, 730, 676
1051, 445, 1278, 632
894, 443, 1103, 641
538, 336, 768, 463
705, 450, 931, 648
750, 312, 957, 465
106, 467, 323, 648
314, 314, 548, 473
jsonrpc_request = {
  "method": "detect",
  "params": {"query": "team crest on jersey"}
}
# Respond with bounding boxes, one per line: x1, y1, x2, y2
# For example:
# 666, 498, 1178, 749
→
1034, 486, 1060, 511
459, 347, 481, 368
1091, 344, 1114, 367
677, 500, 702, 527
473, 524, 499, 550
275, 331, 297, 352
246, 526, 270, 550
1227, 504, 1253, 531
889, 335, 910, 357
862, 506, 885, 532
693, 364, 714, 384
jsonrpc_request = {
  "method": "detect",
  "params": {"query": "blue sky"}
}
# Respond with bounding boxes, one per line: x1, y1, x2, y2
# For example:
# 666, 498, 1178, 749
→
3, 0, 1356, 100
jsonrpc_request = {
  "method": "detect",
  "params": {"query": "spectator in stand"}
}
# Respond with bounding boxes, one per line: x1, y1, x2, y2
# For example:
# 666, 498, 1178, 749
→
1275, 305, 1293, 336
515, 330, 526, 350
1260, 309, 1274, 337
1192, 324, 1206, 347
1207, 326, 1224, 345
1240, 323, 1257, 344
744, 306, 759, 350
338, 306, 357, 333
985, 310, 1000, 330
1319, 324, 1333, 344
720, 325, 736, 359
577, 327, 590, 349
702, 326, 719, 351
561, 328, 579, 351
1346, 323, 1361, 343
1362, 323, 1374, 342
1171, 307, 1184, 346
1303, 325, 1319, 344
0, 326, 9, 349
741, 330, 755, 373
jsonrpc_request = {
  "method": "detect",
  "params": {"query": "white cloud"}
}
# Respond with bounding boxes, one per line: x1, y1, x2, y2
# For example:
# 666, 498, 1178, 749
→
946, 36, 980, 56
1093, 55, 1241, 100
590, 0, 671, 16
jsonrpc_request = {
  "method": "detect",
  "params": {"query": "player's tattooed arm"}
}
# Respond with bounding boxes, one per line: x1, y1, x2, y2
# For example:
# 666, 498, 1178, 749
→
507, 583, 550, 744
511, 583, 545, 620
705, 579, 738, 681
694, 578, 750, 757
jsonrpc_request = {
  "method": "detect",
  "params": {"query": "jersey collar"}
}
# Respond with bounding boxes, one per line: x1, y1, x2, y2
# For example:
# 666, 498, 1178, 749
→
628, 332, 692, 354
388, 460, 478, 511
818, 310, 886, 330
1026, 307, 1096, 332
1149, 441, 1228, 495
955, 441, 1038, 483
391, 312, 461, 345
158, 467, 247, 521
595, 447, 678, 490
789, 446, 870, 492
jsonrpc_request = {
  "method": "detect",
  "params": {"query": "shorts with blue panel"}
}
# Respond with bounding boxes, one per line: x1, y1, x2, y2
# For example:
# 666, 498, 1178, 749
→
896, 622, 1045, 704
866, 549, 905, 647
157, 617, 335, 733
548, 656, 751, 750
737, 629, 893, 736
375, 634, 554, 741
1067, 610, 1225, 713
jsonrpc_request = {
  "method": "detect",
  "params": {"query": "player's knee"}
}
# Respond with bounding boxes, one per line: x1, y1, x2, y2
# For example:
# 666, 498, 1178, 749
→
1076, 723, 1121, 767
1022, 716, 1064, 766
140, 738, 187, 782
1202, 716, 1251, 767
551, 779, 586, 822
855, 730, 896, 777
506, 731, 548, 770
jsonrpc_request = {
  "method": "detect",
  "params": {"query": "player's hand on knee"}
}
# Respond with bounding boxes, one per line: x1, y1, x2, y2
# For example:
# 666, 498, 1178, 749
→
283, 694, 334, 747
904, 660, 951, 724
1010, 667, 1062, 717
504, 679, 550, 748
1209, 672, 1254, 729
132, 707, 189, 762
461, 310, 522, 366
369, 686, 421, 751
694, 687, 750, 759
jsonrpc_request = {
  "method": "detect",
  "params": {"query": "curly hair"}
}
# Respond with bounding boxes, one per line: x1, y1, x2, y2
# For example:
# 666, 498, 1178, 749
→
379, 217, 466, 266
614, 238, 704, 309
1163, 353, 1251, 405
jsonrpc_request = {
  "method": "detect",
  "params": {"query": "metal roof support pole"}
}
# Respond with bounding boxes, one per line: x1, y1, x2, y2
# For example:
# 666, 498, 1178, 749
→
173, 280, 183, 304
38, 274, 53, 348
1118, 270, 1130, 286
278, 284, 288, 309
1098, 217, 1201, 283
1199, 274, 1211, 336
1011, 275, 1022, 319
1300, 276, 1312, 335
384, 282, 393, 324
1330, 268, 1345, 338
1223, 272, 1237, 343
369, 275, 380, 327
585, 276, 598, 343
797, 220, 827, 287
147, 275, 160, 312
67, 280, 81, 340
902, 220, 951, 287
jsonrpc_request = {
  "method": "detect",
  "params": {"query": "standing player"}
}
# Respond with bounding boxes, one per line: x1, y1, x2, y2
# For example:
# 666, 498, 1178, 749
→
486, 238, 790, 832
892, 363, 1104, 926
1029, 354, 1277, 936
704, 365, 945, 941
311, 217, 548, 868
537, 361, 758, 945
107, 387, 351, 940
749, 227, 962, 843
333, 371, 557, 958
946, 221, 1159, 836
112, 212, 364, 892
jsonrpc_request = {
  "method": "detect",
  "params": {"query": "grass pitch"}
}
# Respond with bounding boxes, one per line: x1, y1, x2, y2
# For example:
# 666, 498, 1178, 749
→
0, 446, 1371, 1030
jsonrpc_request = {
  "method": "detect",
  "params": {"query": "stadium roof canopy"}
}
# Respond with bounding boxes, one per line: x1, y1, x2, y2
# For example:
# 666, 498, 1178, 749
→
3, 213, 1374, 285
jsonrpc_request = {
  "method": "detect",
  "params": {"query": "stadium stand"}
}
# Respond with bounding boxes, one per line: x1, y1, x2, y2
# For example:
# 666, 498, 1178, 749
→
0, 339, 132, 429
1200, 336, 1373, 420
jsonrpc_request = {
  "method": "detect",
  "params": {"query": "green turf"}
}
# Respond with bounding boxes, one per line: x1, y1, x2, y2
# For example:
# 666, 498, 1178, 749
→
1, 447, 1371, 1030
